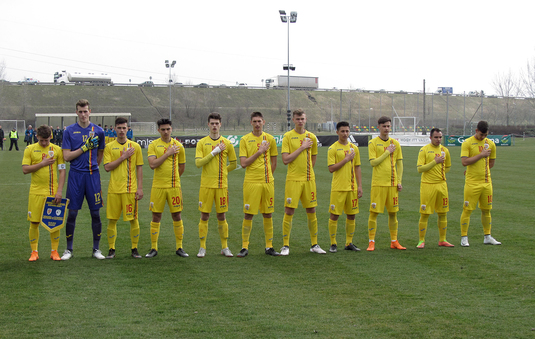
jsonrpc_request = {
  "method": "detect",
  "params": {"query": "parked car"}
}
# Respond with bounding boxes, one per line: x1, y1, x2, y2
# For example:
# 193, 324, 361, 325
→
174, 82, 184, 87
18, 78, 39, 85
195, 83, 209, 88
139, 81, 154, 87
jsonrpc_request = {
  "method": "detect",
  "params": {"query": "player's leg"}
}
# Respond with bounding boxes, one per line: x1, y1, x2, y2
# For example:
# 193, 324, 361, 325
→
368, 186, 384, 251
63, 171, 85, 259
328, 190, 343, 251
239, 183, 260, 256
417, 214, 429, 248
343, 190, 359, 250
260, 183, 277, 255
127, 196, 141, 257
385, 187, 404, 250
197, 188, 214, 257
29, 222, 39, 261
282, 181, 300, 254
435, 182, 453, 247
328, 214, 339, 252
86, 173, 104, 258
479, 184, 500, 245
106, 193, 122, 258
169, 187, 188, 256
461, 182, 480, 247
147, 188, 167, 257
215, 189, 232, 256
302, 181, 324, 253
50, 229, 61, 260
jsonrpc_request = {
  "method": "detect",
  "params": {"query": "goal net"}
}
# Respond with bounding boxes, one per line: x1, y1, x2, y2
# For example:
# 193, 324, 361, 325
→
0, 120, 26, 135
392, 116, 417, 135
131, 122, 157, 135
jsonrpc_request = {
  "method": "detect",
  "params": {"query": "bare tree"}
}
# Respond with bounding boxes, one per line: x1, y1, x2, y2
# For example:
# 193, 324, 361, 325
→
0, 59, 6, 80
492, 70, 518, 126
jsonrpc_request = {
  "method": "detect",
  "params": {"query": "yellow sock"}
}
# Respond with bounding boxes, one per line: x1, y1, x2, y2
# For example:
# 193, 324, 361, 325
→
282, 214, 293, 247
328, 219, 338, 245
438, 213, 447, 242
307, 213, 318, 246
199, 219, 208, 249
418, 214, 429, 242
460, 209, 472, 237
368, 212, 378, 241
173, 220, 184, 250
50, 229, 60, 251
263, 217, 274, 249
218, 219, 229, 249
241, 219, 252, 249
481, 209, 492, 235
388, 212, 398, 241
345, 219, 356, 246
107, 219, 118, 250
130, 219, 140, 249
150, 221, 160, 251
29, 222, 39, 252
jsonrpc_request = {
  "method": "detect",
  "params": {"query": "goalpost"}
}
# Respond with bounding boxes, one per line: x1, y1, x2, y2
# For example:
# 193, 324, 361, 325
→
391, 106, 417, 135
0, 120, 26, 134
131, 122, 157, 135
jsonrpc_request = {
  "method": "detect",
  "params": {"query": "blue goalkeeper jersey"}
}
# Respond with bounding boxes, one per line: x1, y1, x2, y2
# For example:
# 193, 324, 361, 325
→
63, 122, 105, 173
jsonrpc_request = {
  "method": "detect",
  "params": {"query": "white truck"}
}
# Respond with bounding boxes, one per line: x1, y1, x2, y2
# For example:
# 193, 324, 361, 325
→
266, 75, 319, 89
53, 71, 113, 86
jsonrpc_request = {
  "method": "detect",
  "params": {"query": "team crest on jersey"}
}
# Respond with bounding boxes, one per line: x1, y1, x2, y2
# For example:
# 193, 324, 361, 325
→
48, 151, 54, 157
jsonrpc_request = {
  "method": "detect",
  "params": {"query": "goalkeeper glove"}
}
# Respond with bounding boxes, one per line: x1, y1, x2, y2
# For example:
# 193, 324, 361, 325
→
81, 136, 99, 152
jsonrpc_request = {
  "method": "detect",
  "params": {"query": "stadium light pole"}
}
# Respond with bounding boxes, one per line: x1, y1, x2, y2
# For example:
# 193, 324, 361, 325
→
165, 60, 176, 121
279, 10, 297, 131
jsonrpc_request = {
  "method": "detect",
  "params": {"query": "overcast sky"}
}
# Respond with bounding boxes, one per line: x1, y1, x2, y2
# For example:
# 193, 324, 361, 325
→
1, 0, 534, 95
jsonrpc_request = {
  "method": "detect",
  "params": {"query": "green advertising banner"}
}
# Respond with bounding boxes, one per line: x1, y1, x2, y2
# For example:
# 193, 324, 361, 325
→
446, 135, 512, 146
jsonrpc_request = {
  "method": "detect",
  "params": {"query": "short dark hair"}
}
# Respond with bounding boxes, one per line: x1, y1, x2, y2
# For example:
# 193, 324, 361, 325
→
430, 128, 442, 136
292, 108, 305, 117
336, 121, 350, 131
250, 111, 263, 120
76, 99, 90, 110
378, 116, 391, 125
157, 118, 172, 127
208, 112, 222, 122
115, 117, 128, 126
36, 125, 52, 138
477, 121, 489, 134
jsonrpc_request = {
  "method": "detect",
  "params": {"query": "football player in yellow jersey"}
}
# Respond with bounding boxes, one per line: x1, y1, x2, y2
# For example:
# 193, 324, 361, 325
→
416, 128, 454, 249
460, 121, 500, 247
367, 116, 405, 251
103, 118, 144, 259
195, 112, 237, 258
145, 118, 188, 258
327, 121, 363, 253
237, 112, 280, 257
22, 125, 66, 261
280, 109, 326, 255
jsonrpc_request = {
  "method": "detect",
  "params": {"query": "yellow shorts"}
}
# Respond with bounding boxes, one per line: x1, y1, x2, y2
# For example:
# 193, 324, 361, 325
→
198, 188, 229, 213
27, 195, 47, 222
329, 190, 359, 216
463, 182, 493, 211
369, 186, 399, 213
150, 187, 183, 214
243, 182, 275, 215
284, 180, 317, 209
107, 193, 138, 221
420, 182, 449, 214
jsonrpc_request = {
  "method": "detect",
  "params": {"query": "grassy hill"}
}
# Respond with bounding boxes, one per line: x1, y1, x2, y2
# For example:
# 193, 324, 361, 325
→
1, 83, 533, 134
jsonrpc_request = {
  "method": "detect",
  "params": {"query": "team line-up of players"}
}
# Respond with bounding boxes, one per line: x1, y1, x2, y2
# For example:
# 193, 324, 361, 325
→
22, 99, 501, 262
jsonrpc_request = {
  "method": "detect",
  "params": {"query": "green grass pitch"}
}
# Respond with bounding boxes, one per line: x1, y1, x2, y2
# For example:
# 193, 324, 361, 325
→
0, 137, 534, 338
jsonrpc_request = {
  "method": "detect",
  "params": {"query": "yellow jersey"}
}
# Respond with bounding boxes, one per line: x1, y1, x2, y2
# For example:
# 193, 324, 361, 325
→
327, 141, 361, 191
104, 140, 143, 193
239, 132, 277, 184
281, 129, 317, 182
22, 143, 65, 196
195, 135, 237, 188
368, 136, 402, 187
461, 136, 496, 184
148, 138, 185, 189
417, 143, 451, 184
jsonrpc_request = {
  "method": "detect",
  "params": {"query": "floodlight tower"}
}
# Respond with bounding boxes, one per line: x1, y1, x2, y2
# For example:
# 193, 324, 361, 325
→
165, 60, 176, 121
279, 10, 297, 131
